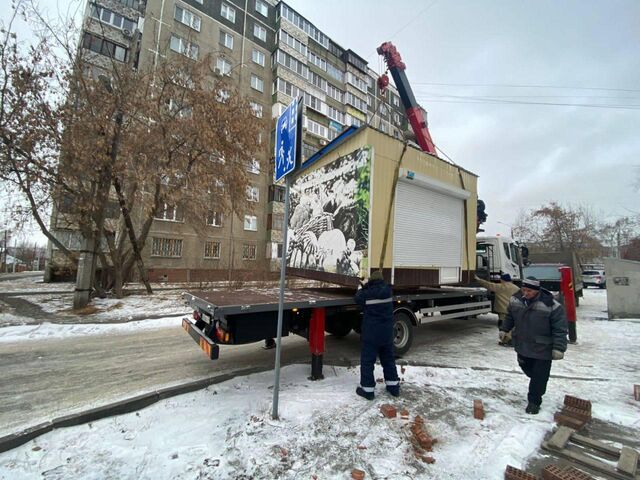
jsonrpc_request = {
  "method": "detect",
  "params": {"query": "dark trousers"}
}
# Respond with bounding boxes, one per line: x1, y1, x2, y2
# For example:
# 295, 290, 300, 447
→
360, 341, 399, 389
517, 354, 552, 406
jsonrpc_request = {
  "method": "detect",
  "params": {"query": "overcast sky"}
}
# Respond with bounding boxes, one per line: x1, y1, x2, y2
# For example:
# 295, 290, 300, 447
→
286, 0, 640, 236
3, 0, 639, 244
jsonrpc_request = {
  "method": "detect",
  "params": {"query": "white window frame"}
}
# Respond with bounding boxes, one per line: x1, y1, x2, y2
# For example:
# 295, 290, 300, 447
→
170, 34, 198, 60
216, 57, 232, 75
250, 74, 264, 92
249, 102, 263, 118
220, 31, 234, 49
221, 3, 236, 23
155, 203, 183, 222
246, 186, 259, 202
255, 0, 268, 17
204, 241, 221, 259
252, 49, 265, 66
254, 23, 267, 42
244, 215, 258, 231
248, 158, 260, 174
206, 211, 223, 227
174, 6, 201, 31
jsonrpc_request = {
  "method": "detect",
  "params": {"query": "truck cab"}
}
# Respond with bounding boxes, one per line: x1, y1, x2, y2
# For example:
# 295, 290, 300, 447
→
476, 235, 525, 282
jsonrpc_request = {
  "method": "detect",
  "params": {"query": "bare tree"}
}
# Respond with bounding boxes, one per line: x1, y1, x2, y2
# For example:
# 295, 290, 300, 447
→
513, 202, 603, 261
1, 1, 264, 302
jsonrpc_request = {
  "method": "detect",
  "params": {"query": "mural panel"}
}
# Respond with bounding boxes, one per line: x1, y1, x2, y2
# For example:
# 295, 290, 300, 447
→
287, 147, 371, 278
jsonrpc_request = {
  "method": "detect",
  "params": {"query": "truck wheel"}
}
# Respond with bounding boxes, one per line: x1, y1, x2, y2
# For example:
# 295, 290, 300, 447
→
393, 311, 414, 357
325, 318, 352, 338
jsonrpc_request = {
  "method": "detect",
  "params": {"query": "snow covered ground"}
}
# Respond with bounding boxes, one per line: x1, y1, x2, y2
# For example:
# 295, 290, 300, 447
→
0, 289, 639, 479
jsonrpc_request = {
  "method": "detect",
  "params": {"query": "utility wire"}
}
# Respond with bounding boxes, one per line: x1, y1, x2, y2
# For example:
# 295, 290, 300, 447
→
414, 93, 640, 110
410, 81, 640, 94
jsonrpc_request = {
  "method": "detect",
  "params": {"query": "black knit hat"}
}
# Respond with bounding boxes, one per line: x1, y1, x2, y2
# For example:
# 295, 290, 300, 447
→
522, 277, 541, 290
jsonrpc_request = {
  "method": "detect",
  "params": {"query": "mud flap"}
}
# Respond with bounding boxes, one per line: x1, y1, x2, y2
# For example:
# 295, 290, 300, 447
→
182, 318, 220, 360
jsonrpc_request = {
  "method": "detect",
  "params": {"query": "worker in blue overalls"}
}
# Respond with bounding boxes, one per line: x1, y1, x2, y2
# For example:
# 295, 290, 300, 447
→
354, 270, 400, 400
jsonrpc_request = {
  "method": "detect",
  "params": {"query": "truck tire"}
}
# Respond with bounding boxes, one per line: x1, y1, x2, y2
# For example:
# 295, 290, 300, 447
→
325, 323, 352, 338
325, 317, 352, 338
393, 311, 414, 357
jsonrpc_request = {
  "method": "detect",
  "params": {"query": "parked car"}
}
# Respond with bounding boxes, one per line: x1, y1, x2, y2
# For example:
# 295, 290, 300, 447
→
523, 262, 582, 306
582, 269, 606, 289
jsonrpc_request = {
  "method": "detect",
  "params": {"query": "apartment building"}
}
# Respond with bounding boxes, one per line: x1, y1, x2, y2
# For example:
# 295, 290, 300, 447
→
46, 0, 409, 282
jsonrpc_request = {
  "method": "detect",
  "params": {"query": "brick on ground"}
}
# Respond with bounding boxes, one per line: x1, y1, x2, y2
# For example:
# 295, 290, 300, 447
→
351, 469, 365, 480
380, 404, 397, 418
563, 395, 592, 414
504, 464, 540, 480
474, 399, 485, 420
554, 412, 586, 430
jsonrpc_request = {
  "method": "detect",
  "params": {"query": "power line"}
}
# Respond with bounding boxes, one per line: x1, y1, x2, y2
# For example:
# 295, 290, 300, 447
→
414, 93, 640, 110
411, 81, 640, 94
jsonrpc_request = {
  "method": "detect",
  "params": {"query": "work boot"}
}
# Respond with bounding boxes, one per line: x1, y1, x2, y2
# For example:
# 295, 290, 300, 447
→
525, 403, 540, 414
386, 385, 400, 397
356, 387, 374, 401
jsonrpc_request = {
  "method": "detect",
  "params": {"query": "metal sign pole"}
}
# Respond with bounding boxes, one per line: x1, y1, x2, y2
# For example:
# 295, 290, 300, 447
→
272, 175, 291, 420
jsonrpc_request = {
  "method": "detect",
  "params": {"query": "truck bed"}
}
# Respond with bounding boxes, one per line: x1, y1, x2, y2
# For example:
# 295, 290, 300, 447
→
183, 286, 485, 317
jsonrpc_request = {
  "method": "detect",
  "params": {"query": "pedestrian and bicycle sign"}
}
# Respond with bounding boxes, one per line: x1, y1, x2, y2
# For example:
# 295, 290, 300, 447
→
274, 98, 299, 182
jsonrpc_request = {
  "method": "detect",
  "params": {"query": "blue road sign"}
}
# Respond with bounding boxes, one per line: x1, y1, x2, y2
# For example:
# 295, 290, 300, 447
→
274, 98, 299, 182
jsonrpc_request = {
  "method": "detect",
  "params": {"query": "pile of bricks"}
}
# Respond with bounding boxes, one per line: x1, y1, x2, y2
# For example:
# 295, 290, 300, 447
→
410, 415, 437, 463
504, 464, 594, 480
474, 399, 485, 420
553, 395, 592, 430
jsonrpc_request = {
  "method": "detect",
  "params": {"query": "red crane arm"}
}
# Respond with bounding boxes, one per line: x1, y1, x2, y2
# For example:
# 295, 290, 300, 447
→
377, 42, 437, 156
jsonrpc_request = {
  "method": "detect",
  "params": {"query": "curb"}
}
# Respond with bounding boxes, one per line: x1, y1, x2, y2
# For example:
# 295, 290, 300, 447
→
0, 366, 266, 454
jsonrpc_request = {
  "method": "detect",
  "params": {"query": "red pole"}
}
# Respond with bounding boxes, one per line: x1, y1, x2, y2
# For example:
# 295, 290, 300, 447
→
309, 308, 325, 380
559, 266, 577, 343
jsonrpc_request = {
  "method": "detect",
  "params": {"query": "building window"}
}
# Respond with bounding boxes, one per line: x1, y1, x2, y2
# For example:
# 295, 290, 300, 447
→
392, 95, 400, 107
216, 89, 230, 103
174, 6, 201, 31
82, 33, 128, 62
279, 30, 307, 56
304, 117, 329, 139
277, 243, 283, 258
326, 62, 344, 83
252, 49, 265, 66
248, 158, 260, 174
204, 241, 221, 259
249, 102, 263, 118
220, 31, 234, 49
255, 0, 268, 16
394, 113, 401, 124
221, 3, 236, 23
302, 142, 316, 160
117, 0, 140, 8
155, 203, 184, 222
246, 186, 259, 202
242, 244, 257, 260
152, 237, 183, 257
269, 185, 286, 202
216, 57, 231, 75
194, 0, 202, 3
89, 5, 136, 32
268, 214, 284, 231
206, 211, 223, 227
254, 24, 267, 42
250, 74, 264, 92
244, 215, 258, 231
274, 50, 309, 80
308, 51, 327, 71
170, 34, 198, 60
347, 72, 368, 93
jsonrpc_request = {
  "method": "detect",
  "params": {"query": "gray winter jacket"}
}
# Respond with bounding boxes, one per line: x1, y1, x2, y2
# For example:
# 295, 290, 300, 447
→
502, 290, 568, 360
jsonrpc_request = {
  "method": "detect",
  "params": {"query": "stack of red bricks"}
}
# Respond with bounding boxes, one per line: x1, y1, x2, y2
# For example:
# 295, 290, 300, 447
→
410, 415, 437, 463
553, 395, 592, 430
505, 464, 594, 480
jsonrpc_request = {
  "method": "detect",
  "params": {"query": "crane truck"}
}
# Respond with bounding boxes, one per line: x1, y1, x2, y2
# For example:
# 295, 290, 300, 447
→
181, 42, 491, 379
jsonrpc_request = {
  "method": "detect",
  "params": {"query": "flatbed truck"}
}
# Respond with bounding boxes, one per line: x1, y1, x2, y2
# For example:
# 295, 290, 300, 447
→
182, 286, 490, 378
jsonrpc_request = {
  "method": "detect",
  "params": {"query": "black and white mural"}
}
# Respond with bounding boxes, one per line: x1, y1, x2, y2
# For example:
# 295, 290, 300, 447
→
287, 147, 371, 277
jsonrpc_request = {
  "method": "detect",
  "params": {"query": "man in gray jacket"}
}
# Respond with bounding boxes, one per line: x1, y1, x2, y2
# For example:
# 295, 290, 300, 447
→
501, 277, 568, 414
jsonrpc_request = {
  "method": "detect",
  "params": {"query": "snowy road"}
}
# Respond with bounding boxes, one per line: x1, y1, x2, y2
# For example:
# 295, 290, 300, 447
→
0, 313, 499, 438
0, 289, 638, 479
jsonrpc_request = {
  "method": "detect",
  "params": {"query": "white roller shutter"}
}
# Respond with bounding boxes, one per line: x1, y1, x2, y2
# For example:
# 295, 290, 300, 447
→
393, 177, 465, 283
